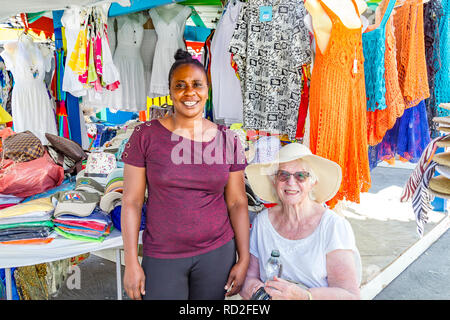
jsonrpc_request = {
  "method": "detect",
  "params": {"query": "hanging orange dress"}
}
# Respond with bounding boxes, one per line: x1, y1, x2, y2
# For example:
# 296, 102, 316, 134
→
366, 0, 406, 146
394, 0, 430, 108
309, 0, 371, 207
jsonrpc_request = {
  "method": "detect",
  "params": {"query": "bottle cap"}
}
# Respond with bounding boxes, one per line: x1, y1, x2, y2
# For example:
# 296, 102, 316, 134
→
271, 249, 280, 257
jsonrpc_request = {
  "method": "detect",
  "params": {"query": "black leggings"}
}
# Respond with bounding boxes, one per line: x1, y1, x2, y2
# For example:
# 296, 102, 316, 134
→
141, 239, 236, 300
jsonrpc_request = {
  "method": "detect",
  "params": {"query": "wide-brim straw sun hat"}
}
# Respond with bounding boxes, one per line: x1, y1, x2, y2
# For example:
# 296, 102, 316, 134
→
429, 175, 450, 196
436, 135, 450, 148
433, 152, 450, 167
245, 143, 342, 204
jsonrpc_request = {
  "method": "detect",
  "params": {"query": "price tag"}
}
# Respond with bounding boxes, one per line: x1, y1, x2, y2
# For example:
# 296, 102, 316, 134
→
259, 6, 272, 22
353, 59, 358, 74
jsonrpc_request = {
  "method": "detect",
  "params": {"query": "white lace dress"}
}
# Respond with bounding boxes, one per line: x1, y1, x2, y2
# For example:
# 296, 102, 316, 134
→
141, 28, 157, 98
106, 13, 147, 112
149, 6, 191, 97
0, 40, 57, 145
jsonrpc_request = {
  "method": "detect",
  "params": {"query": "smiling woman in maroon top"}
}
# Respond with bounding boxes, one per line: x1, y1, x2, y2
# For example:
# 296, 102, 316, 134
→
121, 49, 250, 300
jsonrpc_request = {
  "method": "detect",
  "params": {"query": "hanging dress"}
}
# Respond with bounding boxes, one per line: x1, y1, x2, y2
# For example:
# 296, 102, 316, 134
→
106, 13, 147, 112
423, 0, 444, 132
149, 6, 192, 97
308, 0, 371, 207
229, 0, 311, 140
61, 6, 87, 98
362, 0, 396, 112
210, 0, 243, 126
393, 0, 430, 108
365, 0, 405, 146
140, 26, 157, 99
369, 0, 432, 168
0, 40, 58, 145
434, 0, 449, 117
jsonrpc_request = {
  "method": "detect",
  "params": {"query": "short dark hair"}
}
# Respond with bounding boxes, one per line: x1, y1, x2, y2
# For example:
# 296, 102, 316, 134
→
168, 49, 207, 87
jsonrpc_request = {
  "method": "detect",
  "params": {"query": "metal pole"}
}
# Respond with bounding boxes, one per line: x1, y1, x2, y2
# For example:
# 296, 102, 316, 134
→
5, 268, 12, 300
115, 248, 122, 300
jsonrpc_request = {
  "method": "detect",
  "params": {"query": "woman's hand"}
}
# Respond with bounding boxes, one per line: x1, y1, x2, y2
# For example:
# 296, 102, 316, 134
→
123, 263, 146, 300
224, 260, 249, 297
264, 277, 311, 300
248, 279, 265, 298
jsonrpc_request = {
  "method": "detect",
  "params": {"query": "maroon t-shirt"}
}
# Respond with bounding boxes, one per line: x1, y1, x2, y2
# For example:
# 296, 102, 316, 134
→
122, 119, 247, 259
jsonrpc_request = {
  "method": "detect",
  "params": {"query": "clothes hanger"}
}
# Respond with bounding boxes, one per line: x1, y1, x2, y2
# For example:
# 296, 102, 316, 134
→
143, 12, 154, 29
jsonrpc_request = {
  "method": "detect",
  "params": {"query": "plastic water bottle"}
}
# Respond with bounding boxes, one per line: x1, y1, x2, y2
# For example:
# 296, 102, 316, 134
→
250, 249, 282, 300
265, 249, 282, 280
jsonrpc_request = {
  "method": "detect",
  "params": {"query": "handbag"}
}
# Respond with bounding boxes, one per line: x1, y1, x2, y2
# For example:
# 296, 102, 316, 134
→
45, 133, 87, 162
2, 131, 44, 162
45, 133, 87, 175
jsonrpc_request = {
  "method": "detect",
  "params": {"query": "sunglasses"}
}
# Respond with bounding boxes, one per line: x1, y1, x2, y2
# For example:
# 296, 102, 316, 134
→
275, 170, 310, 183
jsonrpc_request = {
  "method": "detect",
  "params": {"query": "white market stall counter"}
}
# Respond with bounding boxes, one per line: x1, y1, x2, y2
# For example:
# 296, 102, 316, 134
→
0, 229, 143, 300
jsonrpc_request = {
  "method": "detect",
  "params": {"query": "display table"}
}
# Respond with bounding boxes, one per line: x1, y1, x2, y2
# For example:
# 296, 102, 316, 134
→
0, 229, 142, 300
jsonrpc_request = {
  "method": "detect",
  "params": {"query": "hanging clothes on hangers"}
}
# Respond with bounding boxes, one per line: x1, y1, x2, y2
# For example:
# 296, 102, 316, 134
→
229, 0, 311, 140
149, 4, 192, 97
61, 6, 87, 98
210, 0, 243, 126
307, 0, 371, 207
141, 12, 158, 100
105, 12, 147, 112
393, 0, 430, 108
434, 0, 449, 117
365, 0, 405, 146
362, 0, 396, 112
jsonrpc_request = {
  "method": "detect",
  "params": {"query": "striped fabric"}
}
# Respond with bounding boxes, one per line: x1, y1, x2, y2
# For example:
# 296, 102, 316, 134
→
411, 161, 437, 237
400, 134, 448, 202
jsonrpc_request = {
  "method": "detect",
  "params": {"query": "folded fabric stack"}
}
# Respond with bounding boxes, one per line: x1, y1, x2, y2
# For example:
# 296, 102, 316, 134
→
51, 177, 113, 242
99, 168, 147, 231
0, 198, 56, 245
0, 194, 23, 210
53, 207, 112, 242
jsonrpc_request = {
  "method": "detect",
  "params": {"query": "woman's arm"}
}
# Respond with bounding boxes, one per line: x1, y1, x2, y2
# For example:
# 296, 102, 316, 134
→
265, 249, 360, 300
309, 249, 360, 299
122, 163, 147, 300
241, 254, 264, 300
224, 170, 250, 297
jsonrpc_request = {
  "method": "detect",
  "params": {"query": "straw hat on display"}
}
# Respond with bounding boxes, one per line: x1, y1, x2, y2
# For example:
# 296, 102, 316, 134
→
245, 143, 342, 204
430, 149, 450, 198
436, 135, 450, 148
432, 152, 450, 167
428, 175, 450, 199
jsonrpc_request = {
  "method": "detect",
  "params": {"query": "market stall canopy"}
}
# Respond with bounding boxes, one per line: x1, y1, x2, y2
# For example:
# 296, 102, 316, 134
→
0, 0, 130, 22
109, 0, 184, 16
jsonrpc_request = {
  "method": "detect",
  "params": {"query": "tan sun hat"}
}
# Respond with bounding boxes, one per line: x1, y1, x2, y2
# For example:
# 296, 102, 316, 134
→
428, 175, 450, 196
432, 117, 450, 125
245, 143, 342, 204
438, 126, 450, 133
436, 135, 450, 148
433, 152, 450, 167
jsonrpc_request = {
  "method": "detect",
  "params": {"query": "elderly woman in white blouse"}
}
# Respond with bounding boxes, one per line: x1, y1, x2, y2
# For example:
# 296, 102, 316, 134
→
241, 143, 362, 300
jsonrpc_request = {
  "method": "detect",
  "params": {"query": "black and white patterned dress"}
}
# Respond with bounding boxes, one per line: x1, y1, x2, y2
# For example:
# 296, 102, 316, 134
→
229, 0, 311, 139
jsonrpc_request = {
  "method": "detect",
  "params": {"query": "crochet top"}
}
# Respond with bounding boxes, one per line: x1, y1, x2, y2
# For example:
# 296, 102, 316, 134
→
435, 0, 449, 117
393, 0, 430, 108
308, 0, 371, 207
366, 0, 406, 146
